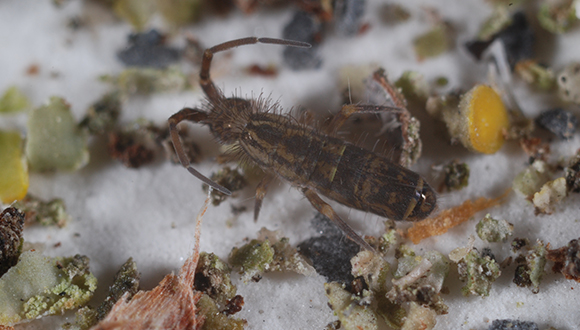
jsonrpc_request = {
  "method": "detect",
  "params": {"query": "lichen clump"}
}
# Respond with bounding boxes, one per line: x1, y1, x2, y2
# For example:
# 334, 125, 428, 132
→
229, 228, 314, 283
0, 251, 97, 325
476, 214, 514, 243
13, 194, 71, 228
451, 245, 501, 297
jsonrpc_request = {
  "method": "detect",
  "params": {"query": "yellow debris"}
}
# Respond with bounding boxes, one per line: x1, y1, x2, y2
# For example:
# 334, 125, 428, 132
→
463, 85, 510, 154
0, 131, 28, 203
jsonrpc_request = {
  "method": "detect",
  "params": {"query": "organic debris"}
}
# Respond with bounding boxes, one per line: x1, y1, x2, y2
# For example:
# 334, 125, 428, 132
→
364, 68, 422, 167
512, 159, 552, 198
407, 191, 508, 244
440, 160, 470, 192
65, 258, 140, 330
515, 60, 556, 91
513, 240, 546, 293
532, 177, 567, 214
451, 243, 501, 297
537, 0, 578, 34
0, 208, 24, 277
388, 248, 449, 314
13, 194, 71, 228
0, 252, 97, 326
194, 252, 237, 310
108, 119, 160, 168
324, 281, 378, 330
89, 189, 212, 329
80, 92, 122, 136
565, 151, 580, 192
547, 237, 580, 282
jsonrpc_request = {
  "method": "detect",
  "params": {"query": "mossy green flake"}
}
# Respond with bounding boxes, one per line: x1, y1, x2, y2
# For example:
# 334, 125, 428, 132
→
25, 97, 89, 172
0, 86, 30, 114
0, 251, 96, 325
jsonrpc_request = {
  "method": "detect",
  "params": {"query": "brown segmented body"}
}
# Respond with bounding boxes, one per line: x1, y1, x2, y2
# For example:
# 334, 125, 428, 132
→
169, 37, 436, 251
237, 112, 435, 221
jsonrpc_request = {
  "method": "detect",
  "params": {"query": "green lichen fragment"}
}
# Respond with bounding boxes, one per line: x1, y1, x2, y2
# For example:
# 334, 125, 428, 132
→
229, 239, 274, 283
0, 86, 30, 114
113, 0, 155, 31
395, 71, 430, 102
79, 91, 122, 135
0, 130, 29, 203
512, 159, 552, 198
476, 214, 514, 243
157, 0, 202, 27
537, 0, 578, 34
413, 23, 453, 61
478, 6, 512, 41
515, 60, 556, 91
13, 194, 71, 228
203, 167, 248, 206
402, 116, 422, 168
532, 177, 567, 214
513, 240, 547, 293
195, 252, 236, 310
97, 257, 140, 321
455, 248, 501, 297
64, 258, 140, 330
324, 282, 378, 330
197, 294, 246, 330
381, 220, 399, 251
22, 255, 97, 319
102, 67, 189, 96
229, 228, 314, 282
442, 160, 470, 192
0, 251, 96, 325
25, 97, 89, 172
388, 250, 449, 314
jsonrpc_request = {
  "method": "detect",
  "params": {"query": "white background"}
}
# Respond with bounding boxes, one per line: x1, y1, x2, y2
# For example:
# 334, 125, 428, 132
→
1, 0, 579, 329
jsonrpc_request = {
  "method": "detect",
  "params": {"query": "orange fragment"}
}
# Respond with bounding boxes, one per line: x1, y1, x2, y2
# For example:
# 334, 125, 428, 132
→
407, 190, 510, 244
